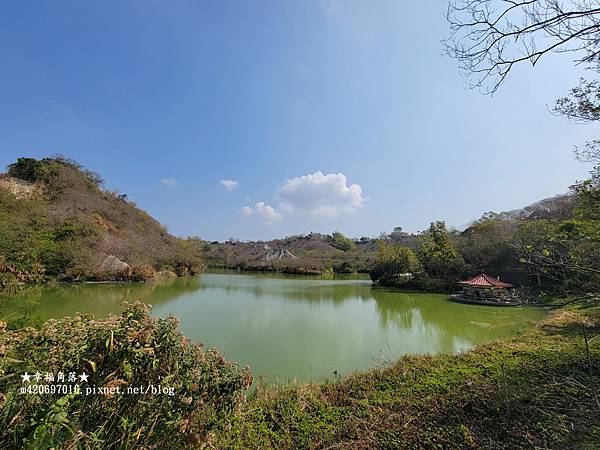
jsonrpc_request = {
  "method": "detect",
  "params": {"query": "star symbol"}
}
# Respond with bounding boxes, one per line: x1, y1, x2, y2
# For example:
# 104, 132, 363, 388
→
79, 372, 89, 383
21, 372, 31, 383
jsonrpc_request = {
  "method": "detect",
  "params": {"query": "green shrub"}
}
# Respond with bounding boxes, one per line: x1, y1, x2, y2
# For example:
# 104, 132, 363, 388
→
408, 274, 458, 292
0, 302, 252, 449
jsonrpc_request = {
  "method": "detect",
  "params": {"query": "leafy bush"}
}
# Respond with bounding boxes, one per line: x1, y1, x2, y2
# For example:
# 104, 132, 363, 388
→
7, 157, 54, 184
130, 264, 157, 281
0, 302, 252, 449
408, 273, 459, 292
8, 156, 103, 188
333, 261, 356, 273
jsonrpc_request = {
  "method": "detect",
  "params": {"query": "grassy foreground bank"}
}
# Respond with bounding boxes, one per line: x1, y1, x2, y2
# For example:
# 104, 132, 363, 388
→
1, 299, 598, 448
215, 301, 600, 449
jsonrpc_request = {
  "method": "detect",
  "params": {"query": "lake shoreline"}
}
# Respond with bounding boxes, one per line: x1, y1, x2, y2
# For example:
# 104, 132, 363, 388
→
214, 298, 600, 448
1, 270, 546, 383
2, 274, 592, 449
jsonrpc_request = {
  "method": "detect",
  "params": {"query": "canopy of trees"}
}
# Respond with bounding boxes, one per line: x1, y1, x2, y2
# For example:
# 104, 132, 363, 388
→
327, 231, 356, 252
369, 192, 600, 295
370, 241, 421, 287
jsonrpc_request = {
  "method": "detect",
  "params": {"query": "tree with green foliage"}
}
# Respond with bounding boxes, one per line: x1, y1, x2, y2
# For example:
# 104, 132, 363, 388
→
516, 218, 600, 293
418, 221, 464, 278
390, 226, 407, 240
7, 157, 47, 182
8, 156, 103, 188
456, 212, 523, 282
370, 241, 421, 286
328, 231, 355, 252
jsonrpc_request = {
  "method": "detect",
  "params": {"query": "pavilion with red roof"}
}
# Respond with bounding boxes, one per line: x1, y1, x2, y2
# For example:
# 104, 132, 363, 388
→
453, 273, 519, 306
459, 274, 513, 289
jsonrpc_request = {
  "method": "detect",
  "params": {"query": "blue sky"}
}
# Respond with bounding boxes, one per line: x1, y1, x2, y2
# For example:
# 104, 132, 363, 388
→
0, 0, 595, 241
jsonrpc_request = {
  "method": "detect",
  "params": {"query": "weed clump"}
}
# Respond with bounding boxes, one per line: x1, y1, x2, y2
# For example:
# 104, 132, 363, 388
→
0, 301, 252, 449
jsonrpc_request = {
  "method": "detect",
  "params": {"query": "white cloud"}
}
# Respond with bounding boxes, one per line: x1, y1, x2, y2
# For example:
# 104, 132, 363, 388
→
278, 171, 364, 218
160, 178, 178, 187
255, 202, 283, 222
240, 202, 282, 222
220, 179, 239, 191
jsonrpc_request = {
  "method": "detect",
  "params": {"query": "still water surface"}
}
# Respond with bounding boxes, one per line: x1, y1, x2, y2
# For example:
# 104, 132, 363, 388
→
2, 271, 545, 381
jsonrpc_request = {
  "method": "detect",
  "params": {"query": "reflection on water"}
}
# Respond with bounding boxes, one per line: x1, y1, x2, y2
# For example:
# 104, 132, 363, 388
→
1, 271, 545, 381
1, 276, 203, 319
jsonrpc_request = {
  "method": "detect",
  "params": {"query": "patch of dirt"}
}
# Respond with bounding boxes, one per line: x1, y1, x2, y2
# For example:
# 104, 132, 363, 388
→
0, 175, 44, 199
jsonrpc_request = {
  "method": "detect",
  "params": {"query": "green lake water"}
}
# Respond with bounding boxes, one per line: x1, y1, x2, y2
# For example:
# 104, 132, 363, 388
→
1, 270, 546, 382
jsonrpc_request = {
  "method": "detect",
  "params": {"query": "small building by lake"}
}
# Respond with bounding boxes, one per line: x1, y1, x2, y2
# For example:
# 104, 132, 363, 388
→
453, 273, 519, 306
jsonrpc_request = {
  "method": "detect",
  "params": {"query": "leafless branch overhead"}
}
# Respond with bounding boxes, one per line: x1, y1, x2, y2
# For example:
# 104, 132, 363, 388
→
444, 0, 600, 93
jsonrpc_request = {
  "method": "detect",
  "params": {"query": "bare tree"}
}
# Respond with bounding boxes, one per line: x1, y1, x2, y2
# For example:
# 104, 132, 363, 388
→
444, 0, 600, 93
445, 1, 600, 196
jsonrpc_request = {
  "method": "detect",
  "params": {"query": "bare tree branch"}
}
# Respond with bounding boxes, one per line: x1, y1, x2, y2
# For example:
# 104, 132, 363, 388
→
444, 0, 600, 93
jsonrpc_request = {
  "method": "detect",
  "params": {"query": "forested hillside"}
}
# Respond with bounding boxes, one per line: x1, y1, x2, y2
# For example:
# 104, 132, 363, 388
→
204, 190, 598, 296
2, 156, 597, 298
0, 157, 204, 287
369, 190, 600, 295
